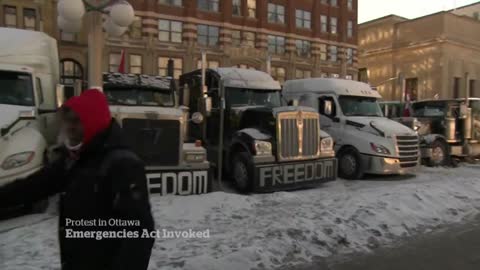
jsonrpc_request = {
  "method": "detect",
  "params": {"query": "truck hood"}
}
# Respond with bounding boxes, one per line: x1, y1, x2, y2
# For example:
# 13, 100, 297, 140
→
0, 104, 34, 130
346, 117, 416, 137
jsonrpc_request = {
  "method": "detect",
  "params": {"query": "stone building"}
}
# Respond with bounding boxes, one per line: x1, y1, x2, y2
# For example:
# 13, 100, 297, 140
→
358, 2, 480, 101
0, 0, 358, 90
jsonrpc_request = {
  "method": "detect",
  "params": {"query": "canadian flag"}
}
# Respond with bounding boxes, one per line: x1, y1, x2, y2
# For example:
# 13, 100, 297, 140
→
403, 93, 412, 117
118, 49, 126, 73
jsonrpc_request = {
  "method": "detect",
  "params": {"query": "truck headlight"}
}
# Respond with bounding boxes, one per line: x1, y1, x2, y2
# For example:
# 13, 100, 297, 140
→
254, 140, 272, 156
1, 152, 35, 170
320, 137, 334, 152
370, 143, 391, 155
185, 153, 206, 163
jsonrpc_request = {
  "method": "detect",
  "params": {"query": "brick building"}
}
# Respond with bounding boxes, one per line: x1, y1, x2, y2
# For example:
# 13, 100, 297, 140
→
0, 0, 358, 88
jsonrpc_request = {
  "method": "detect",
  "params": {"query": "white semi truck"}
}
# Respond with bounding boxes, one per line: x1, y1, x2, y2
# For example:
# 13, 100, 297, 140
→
0, 28, 63, 210
284, 78, 420, 179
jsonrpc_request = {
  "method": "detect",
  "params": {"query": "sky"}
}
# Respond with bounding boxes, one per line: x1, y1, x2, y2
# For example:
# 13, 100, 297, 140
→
359, 0, 480, 23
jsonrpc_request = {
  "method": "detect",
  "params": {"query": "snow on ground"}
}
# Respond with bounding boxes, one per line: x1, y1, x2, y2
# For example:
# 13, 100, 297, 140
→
1, 165, 480, 270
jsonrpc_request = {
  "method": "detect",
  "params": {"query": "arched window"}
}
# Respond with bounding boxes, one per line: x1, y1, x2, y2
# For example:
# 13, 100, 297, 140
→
60, 59, 83, 98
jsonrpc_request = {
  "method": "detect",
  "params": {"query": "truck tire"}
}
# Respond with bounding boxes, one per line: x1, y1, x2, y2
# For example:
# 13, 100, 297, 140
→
428, 140, 449, 167
338, 147, 364, 180
232, 152, 253, 193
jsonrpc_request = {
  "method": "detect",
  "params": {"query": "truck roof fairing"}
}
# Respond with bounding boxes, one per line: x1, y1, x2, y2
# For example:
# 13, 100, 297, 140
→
414, 98, 480, 104
0, 28, 59, 79
103, 73, 173, 90
284, 78, 381, 99
180, 68, 282, 91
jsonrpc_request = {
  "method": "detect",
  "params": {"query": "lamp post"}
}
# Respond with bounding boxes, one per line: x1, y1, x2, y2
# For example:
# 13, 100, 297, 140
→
57, 0, 135, 88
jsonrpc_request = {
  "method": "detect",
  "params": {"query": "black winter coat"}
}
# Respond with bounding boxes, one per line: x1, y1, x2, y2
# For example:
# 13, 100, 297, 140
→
0, 121, 155, 270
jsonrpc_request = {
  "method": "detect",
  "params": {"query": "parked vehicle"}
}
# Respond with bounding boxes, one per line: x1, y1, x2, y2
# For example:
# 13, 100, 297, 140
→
396, 98, 480, 166
379, 101, 404, 118
283, 78, 420, 179
103, 72, 210, 195
0, 28, 64, 212
179, 68, 337, 192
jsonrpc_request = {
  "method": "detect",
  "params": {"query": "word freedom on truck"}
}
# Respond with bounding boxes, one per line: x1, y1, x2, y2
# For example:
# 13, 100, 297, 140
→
65, 229, 210, 240
258, 160, 336, 187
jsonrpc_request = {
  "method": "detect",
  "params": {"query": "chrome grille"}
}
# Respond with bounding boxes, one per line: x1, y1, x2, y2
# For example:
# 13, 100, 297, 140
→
396, 135, 419, 168
277, 111, 321, 162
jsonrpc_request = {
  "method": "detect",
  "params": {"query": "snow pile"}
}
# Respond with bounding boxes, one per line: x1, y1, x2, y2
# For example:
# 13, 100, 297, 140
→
2, 165, 480, 270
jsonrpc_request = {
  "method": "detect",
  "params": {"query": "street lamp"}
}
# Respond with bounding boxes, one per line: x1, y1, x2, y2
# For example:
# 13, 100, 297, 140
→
57, 0, 135, 88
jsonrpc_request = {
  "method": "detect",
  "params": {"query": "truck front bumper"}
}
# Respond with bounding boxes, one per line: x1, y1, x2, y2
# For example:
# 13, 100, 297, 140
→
361, 154, 419, 175
252, 157, 337, 192
145, 162, 211, 196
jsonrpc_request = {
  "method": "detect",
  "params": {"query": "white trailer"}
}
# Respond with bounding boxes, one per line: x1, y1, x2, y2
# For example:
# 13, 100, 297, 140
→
0, 28, 63, 210
284, 78, 420, 179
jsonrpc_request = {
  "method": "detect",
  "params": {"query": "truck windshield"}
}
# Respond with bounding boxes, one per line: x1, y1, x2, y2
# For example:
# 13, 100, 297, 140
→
0, 70, 34, 106
339, 95, 382, 117
104, 88, 174, 107
412, 103, 446, 117
226, 88, 282, 107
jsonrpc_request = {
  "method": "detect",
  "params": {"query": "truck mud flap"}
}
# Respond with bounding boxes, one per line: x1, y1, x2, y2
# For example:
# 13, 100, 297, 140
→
252, 158, 337, 193
146, 169, 212, 196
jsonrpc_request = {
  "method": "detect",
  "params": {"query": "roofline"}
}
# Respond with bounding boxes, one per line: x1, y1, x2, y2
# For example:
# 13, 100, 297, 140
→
448, 1, 480, 12
360, 14, 409, 26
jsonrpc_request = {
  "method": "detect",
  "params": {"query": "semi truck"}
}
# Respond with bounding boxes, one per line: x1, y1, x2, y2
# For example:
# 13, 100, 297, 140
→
283, 78, 420, 179
0, 28, 64, 211
179, 68, 337, 192
392, 98, 480, 166
103, 72, 210, 195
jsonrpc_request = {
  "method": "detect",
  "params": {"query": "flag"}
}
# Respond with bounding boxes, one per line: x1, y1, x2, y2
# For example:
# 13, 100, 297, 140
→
118, 49, 126, 73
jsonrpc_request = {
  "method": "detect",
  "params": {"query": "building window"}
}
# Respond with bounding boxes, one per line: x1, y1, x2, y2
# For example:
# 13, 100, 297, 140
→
247, 0, 256, 18
296, 9, 311, 29
296, 69, 311, 79
232, 30, 241, 46
346, 48, 353, 64
453, 77, 461, 99
159, 0, 182, 6
320, 44, 327, 61
295, 40, 311, 57
244, 32, 255, 47
158, 57, 183, 79
4, 6, 17, 28
197, 60, 220, 69
469, 80, 476, 97
159, 20, 182, 43
330, 73, 340, 78
271, 67, 286, 84
347, 0, 353, 10
61, 32, 76, 42
331, 0, 338, 7
346, 75, 353, 80
232, 0, 242, 16
330, 17, 337, 34
268, 3, 285, 24
129, 54, 142, 74
268, 35, 285, 55
358, 68, 368, 83
320, 15, 328, 33
60, 60, 83, 86
109, 53, 121, 73
347, 20, 353, 38
197, 25, 219, 46
406, 78, 418, 100
329, 45, 338, 62
198, 0, 219, 12
129, 16, 142, 39
23, 8, 36, 30
321, 0, 328, 4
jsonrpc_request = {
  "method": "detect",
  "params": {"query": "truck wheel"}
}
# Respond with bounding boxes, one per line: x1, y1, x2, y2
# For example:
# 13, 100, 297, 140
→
338, 147, 364, 180
232, 152, 253, 193
428, 140, 449, 167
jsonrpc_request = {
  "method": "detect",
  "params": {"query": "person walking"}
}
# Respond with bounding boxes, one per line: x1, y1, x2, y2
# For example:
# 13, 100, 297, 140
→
0, 89, 155, 270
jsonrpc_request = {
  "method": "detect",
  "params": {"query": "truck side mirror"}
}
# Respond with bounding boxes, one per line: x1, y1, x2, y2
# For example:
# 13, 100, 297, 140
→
56, 84, 66, 108
324, 100, 333, 116
191, 112, 204, 124
204, 97, 212, 116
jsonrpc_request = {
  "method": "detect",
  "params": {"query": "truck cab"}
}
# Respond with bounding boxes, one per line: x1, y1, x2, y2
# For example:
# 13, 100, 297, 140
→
0, 28, 62, 195
405, 98, 480, 165
284, 78, 420, 179
179, 68, 336, 192
103, 73, 210, 196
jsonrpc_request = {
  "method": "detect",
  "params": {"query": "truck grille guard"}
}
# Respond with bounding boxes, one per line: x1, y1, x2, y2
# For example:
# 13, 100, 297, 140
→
395, 135, 420, 168
277, 111, 321, 162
